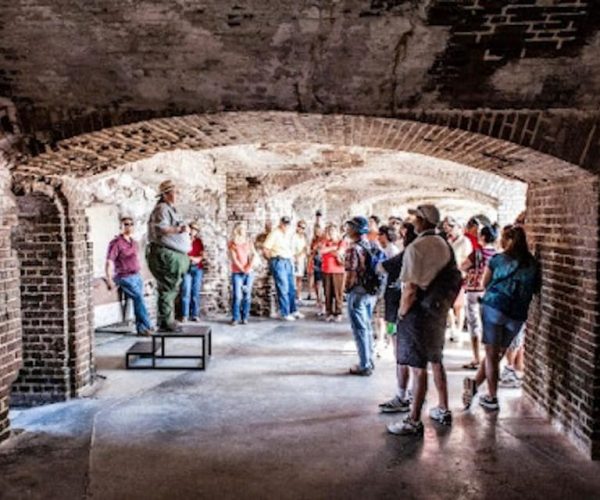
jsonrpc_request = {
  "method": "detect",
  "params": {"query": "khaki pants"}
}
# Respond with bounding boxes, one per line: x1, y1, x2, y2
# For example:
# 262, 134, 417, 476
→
323, 273, 344, 316
147, 244, 190, 327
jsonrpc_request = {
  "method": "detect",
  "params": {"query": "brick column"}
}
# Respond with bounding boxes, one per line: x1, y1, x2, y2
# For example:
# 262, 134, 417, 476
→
0, 165, 22, 442
525, 177, 600, 459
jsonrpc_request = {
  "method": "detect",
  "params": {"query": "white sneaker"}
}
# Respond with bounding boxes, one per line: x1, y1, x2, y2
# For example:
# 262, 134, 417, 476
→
282, 315, 296, 322
325, 315, 334, 322
429, 406, 452, 425
293, 311, 305, 319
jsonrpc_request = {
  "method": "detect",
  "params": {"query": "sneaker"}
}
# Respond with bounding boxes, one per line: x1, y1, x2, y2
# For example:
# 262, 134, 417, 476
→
241, 319, 249, 325
499, 373, 522, 389
293, 311, 305, 319
479, 395, 500, 411
379, 396, 410, 414
282, 315, 296, 322
429, 406, 452, 425
325, 315, 334, 322
334, 315, 342, 323
230, 320, 239, 326
463, 377, 478, 409
387, 417, 424, 436
137, 328, 155, 337
190, 316, 200, 322
349, 365, 372, 376
500, 366, 514, 381
180, 317, 188, 323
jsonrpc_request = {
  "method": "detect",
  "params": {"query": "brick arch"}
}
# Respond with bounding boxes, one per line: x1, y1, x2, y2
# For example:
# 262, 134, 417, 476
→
11, 112, 592, 185
8, 111, 600, 459
10, 182, 94, 406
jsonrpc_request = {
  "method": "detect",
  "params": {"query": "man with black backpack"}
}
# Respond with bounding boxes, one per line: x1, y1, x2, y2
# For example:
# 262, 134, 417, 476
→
387, 204, 460, 436
344, 216, 386, 376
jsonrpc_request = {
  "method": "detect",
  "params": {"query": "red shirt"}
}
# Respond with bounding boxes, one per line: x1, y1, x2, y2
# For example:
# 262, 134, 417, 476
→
465, 232, 481, 252
107, 235, 141, 279
189, 237, 204, 269
322, 239, 346, 274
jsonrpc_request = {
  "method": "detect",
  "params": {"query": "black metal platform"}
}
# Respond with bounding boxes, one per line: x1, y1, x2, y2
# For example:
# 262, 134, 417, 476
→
125, 325, 212, 370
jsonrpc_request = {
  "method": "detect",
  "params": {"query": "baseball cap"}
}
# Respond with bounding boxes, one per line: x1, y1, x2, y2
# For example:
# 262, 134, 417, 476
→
346, 216, 369, 235
408, 204, 441, 226
280, 216, 291, 225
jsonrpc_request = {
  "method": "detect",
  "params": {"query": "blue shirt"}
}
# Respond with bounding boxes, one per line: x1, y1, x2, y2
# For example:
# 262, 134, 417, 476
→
482, 253, 540, 321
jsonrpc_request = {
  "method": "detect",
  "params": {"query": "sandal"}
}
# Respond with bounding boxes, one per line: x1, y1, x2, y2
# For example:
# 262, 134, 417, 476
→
462, 361, 480, 370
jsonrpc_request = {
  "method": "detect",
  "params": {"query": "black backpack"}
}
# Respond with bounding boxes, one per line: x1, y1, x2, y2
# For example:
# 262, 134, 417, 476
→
356, 240, 387, 296
418, 236, 463, 316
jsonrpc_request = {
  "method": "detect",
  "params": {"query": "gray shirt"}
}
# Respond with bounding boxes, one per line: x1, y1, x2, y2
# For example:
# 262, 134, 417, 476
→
148, 201, 191, 254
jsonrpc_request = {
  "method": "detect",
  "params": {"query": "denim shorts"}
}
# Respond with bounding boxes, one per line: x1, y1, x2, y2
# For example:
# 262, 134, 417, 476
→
481, 304, 524, 348
396, 306, 447, 369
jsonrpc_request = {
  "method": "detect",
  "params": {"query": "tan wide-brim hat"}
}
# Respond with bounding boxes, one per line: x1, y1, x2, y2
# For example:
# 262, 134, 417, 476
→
157, 179, 176, 197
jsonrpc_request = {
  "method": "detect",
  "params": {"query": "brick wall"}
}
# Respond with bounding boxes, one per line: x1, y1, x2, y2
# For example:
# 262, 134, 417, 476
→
525, 176, 600, 459
0, 162, 21, 442
11, 188, 94, 406
226, 174, 275, 317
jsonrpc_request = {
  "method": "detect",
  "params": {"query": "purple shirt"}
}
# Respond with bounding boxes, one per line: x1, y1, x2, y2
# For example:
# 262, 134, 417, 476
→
107, 235, 141, 279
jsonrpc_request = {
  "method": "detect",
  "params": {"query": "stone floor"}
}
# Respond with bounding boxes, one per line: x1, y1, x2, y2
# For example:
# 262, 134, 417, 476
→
2, 311, 600, 500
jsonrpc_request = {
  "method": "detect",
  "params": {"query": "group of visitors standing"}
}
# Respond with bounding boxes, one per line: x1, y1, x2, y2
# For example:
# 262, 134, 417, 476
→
104, 179, 540, 438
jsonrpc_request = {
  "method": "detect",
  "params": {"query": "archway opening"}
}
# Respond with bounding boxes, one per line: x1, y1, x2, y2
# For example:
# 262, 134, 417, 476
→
6, 112, 599, 459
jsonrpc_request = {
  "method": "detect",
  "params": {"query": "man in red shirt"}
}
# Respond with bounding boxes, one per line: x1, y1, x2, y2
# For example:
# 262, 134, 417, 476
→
180, 221, 205, 321
105, 215, 154, 336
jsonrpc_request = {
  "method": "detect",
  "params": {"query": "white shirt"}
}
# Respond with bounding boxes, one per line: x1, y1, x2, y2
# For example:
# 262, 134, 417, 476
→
400, 232, 452, 289
450, 234, 473, 268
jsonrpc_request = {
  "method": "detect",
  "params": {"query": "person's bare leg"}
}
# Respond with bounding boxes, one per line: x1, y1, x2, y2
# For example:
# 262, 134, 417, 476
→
485, 345, 508, 398
296, 276, 303, 301
431, 362, 449, 410
398, 364, 409, 394
515, 345, 524, 372
410, 367, 428, 421
474, 355, 487, 387
471, 335, 481, 364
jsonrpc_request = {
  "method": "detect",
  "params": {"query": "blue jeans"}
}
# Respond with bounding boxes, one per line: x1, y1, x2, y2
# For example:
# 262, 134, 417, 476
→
231, 272, 255, 322
269, 258, 297, 317
181, 267, 204, 319
115, 273, 153, 333
347, 290, 376, 370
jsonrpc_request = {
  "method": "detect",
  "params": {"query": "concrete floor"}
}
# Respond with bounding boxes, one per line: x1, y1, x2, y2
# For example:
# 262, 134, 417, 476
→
1, 311, 600, 500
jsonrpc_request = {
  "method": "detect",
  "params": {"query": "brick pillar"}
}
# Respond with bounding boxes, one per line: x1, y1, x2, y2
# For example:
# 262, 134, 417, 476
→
0, 166, 22, 442
525, 177, 600, 459
65, 208, 94, 395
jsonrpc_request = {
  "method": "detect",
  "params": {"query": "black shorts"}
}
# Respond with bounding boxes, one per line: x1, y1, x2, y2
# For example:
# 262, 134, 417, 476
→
384, 288, 401, 323
396, 306, 446, 369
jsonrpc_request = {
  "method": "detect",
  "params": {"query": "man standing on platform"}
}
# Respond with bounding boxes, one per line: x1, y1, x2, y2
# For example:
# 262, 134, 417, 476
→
263, 216, 304, 321
105, 215, 154, 336
147, 179, 191, 332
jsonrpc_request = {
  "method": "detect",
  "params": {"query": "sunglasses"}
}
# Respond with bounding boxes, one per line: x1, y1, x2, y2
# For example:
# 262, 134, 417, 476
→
123, 222, 134, 227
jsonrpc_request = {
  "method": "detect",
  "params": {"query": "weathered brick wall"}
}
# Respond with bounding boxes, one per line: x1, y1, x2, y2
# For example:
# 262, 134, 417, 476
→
526, 177, 600, 459
0, 160, 21, 442
11, 192, 70, 405
0, 1, 598, 163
